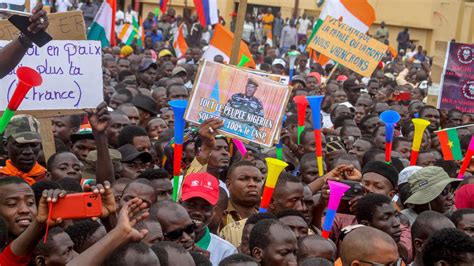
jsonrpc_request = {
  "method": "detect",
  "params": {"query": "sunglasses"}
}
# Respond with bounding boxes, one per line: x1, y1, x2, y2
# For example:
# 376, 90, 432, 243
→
164, 222, 196, 241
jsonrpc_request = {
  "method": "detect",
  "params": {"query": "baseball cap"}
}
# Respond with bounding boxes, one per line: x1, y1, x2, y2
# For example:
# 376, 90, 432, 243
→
308, 72, 321, 84
83, 149, 122, 179
336, 75, 348, 82
118, 144, 152, 163
158, 49, 173, 58
292, 75, 306, 86
120, 45, 134, 58
4, 114, 41, 143
343, 78, 364, 91
132, 94, 158, 116
181, 172, 219, 205
172, 66, 187, 77
138, 58, 158, 72
70, 123, 94, 144
398, 166, 422, 186
272, 58, 286, 68
404, 166, 461, 205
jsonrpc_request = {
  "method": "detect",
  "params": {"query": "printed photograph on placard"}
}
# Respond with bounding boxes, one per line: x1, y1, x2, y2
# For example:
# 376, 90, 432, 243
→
185, 60, 291, 147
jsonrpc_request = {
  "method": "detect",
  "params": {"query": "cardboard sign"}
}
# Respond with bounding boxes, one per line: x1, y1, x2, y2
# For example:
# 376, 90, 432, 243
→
438, 42, 474, 113
185, 61, 291, 147
0, 40, 103, 110
0, 10, 86, 40
309, 16, 388, 77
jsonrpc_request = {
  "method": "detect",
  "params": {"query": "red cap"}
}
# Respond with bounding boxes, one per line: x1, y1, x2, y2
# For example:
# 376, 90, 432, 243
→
336, 75, 348, 82
308, 72, 321, 84
181, 173, 219, 205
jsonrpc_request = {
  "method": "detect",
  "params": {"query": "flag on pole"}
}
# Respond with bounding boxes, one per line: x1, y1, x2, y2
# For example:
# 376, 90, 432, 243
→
159, 0, 168, 13
118, 23, 137, 45
202, 24, 256, 68
308, 0, 376, 65
87, 0, 116, 47
137, 16, 144, 48
173, 24, 188, 59
193, 0, 219, 27
436, 128, 463, 161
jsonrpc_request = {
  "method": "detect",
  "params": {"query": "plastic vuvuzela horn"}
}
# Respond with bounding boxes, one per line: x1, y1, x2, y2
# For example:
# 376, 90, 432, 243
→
380, 110, 401, 164
168, 99, 188, 202
293, 95, 308, 145
410, 118, 430, 165
322, 180, 350, 239
306, 95, 324, 176
0, 67, 42, 133
259, 158, 288, 213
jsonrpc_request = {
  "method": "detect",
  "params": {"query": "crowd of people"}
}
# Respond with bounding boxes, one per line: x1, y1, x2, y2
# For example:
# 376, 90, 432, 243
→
0, 3, 474, 266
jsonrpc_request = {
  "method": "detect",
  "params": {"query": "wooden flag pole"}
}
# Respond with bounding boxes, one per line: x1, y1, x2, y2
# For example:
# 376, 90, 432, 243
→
229, 0, 247, 65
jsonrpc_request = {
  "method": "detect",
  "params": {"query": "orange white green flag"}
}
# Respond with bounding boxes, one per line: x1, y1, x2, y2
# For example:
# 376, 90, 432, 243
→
308, 0, 376, 65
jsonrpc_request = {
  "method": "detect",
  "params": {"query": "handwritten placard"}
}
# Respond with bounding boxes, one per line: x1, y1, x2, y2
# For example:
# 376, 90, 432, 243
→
0, 40, 103, 110
0, 10, 86, 40
309, 16, 388, 77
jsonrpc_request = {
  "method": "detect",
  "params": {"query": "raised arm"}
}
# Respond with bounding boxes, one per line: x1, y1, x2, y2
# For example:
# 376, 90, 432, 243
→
0, 2, 49, 78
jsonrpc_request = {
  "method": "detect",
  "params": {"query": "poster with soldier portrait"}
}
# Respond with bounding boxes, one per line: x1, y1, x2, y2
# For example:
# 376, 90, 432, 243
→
185, 60, 291, 147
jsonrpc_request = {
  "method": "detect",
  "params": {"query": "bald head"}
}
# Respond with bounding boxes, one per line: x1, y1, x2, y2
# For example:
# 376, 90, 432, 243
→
297, 235, 336, 263
340, 227, 398, 266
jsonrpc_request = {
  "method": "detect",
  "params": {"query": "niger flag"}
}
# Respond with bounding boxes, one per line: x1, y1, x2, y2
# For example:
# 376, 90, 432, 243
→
202, 24, 256, 68
308, 0, 376, 65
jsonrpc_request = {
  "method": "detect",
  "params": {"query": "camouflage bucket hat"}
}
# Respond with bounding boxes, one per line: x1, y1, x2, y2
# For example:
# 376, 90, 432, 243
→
4, 114, 41, 143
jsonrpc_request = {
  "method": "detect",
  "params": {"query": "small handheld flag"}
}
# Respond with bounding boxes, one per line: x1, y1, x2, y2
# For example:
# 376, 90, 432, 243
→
436, 128, 463, 161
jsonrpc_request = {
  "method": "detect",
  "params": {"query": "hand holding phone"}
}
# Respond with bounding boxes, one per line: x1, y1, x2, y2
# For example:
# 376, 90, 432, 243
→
51, 192, 102, 220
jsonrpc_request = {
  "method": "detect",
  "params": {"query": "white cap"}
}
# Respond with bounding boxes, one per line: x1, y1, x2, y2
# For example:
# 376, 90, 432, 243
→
398, 166, 423, 186
272, 58, 286, 68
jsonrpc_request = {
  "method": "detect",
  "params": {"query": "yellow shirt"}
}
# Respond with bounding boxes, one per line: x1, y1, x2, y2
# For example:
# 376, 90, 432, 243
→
219, 218, 247, 248
262, 14, 274, 30
185, 157, 207, 175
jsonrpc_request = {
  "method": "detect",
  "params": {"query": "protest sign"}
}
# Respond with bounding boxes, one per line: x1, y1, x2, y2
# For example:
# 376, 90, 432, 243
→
0, 0, 24, 5
0, 40, 103, 111
308, 16, 388, 77
185, 61, 291, 147
438, 42, 474, 113
0, 10, 86, 40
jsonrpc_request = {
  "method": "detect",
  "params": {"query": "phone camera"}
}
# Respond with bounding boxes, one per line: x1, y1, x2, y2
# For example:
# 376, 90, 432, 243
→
87, 202, 92, 207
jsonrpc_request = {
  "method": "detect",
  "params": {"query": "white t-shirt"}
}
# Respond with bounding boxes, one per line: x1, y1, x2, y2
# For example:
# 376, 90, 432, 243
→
208, 233, 237, 266
125, 10, 137, 23
242, 22, 255, 43
55, 0, 72, 12
298, 18, 311, 34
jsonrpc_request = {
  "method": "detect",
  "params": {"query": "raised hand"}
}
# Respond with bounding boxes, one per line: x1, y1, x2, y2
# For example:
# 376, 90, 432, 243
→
37, 189, 67, 226
115, 198, 150, 242
85, 102, 111, 134
83, 181, 116, 218
28, 2, 49, 33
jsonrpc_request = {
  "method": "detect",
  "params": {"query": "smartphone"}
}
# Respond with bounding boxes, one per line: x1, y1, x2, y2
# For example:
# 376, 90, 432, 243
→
8, 14, 52, 47
394, 91, 411, 101
51, 192, 102, 220
337, 180, 365, 214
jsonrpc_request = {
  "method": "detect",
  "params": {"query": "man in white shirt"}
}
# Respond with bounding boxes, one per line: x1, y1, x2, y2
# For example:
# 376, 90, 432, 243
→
125, 5, 137, 24
297, 13, 311, 42
55, 0, 72, 12
180, 172, 237, 266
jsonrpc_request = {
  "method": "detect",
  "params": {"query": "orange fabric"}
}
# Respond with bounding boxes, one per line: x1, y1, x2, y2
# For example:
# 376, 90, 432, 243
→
0, 160, 47, 185
340, 0, 376, 27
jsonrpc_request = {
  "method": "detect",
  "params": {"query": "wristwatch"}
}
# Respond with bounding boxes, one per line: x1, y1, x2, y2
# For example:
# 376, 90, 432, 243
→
18, 33, 33, 49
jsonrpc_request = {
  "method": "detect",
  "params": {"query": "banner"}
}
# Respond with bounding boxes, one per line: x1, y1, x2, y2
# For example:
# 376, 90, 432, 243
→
0, 40, 103, 110
0, 10, 86, 40
308, 16, 388, 77
185, 61, 291, 147
438, 42, 474, 113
